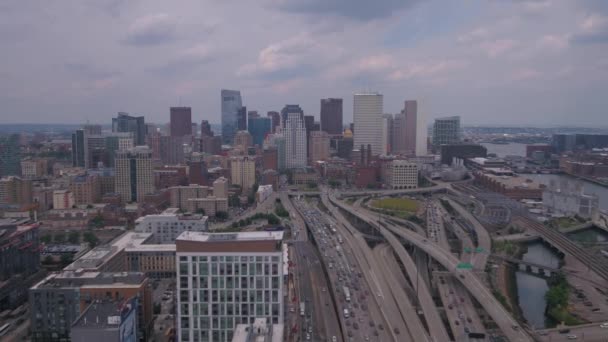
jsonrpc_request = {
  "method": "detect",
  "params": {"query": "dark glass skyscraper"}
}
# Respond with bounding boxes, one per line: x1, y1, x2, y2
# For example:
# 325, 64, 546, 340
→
248, 117, 271, 146
280, 105, 303, 128
112, 112, 146, 145
221, 89, 243, 144
71, 129, 86, 168
200, 120, 213, 137
170, 107, 192, 137
237, 106, 247, 131
0, 134, 21, 177
267, 111, 280, 133
320, 98, 343, 135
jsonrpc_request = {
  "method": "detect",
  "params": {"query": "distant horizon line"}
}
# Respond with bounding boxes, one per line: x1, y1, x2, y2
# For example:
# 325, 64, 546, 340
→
1, 122, 608, 129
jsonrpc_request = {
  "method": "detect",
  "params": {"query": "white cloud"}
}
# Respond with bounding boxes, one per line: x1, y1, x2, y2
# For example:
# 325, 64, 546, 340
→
388, 60, 466, 81
511, 68, 542, 81
125, 13, 176, 46
480, 39, 519, 57
571, 14, 608, 44
457, 28, 490, 43
539, 34, 568, 49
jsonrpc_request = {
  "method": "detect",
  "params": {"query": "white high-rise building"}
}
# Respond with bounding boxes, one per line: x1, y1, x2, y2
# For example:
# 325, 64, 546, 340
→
176, 231, 285, 342
284, 113, 307, 168
353, 93, 384, 156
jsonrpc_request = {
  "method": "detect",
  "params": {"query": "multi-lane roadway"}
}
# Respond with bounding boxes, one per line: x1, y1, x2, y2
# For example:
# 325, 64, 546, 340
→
330, 192, 533, 342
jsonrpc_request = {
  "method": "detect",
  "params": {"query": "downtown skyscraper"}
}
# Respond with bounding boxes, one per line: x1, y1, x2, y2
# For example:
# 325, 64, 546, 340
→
284, 112, 307, 168
221, 89, 243, 144
353, 92, 385, 156
170, 107, 193, 138
0, 134, 21, 177
112, 112, 146, 145
115, 146, 154, 202
433, 116, 461, 146
320, 98, 343, 135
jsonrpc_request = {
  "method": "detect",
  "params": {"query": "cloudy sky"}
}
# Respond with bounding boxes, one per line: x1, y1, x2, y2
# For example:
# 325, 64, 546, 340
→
1, 0, 607, 126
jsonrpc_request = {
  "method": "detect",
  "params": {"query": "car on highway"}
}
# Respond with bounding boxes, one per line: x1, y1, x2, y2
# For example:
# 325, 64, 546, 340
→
600, 322, 608, 328
332, 337, 337, 342
566, 335, 577, 340
306, 333, 311, 340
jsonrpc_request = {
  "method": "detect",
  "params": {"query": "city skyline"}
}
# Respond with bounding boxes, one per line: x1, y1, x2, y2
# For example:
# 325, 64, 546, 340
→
1, 1, 608, 126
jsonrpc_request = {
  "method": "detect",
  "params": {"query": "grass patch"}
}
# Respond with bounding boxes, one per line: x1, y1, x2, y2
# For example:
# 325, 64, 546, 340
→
371, 198, 419, 212
547, 216, 585, 229
545, 274, 584, 326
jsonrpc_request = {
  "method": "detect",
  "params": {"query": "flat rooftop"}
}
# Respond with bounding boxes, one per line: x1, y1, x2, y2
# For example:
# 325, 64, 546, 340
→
177, 231, 284, 243
231, 319, 284, 342
176, 231, 284, 253
484, 173, 544, 190
64, 232, 152, 271
125, 244, 176, 252
71, 300, 133, 330
32, 271, 146, 290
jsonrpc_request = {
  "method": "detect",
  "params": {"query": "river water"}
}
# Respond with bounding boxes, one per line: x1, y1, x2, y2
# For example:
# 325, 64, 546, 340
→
515, 242, 561, 329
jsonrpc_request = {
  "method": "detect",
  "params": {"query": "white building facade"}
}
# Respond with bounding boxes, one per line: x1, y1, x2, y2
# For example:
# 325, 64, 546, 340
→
134, 208, 209, 243
284, 113, 307, 169
542, 180, 599, 220
176, 231, 285, 342
387, 160, 419, 189
353, 93, 385, 156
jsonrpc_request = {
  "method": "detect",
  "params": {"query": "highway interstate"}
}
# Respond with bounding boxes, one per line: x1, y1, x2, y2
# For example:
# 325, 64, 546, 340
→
296, 196, 403, 341
328, 191, 533, 342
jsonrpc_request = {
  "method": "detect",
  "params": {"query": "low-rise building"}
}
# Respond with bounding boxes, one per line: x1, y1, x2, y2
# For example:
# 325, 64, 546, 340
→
170, 184, 211, 210
186, 196, 228, 216
0, 176, 33, 207
21, 158, 48, 178
386, 160, 418, 189
29, 271, 152, 342
440, 144, 487, 166
53, 189, 75, 209
231, 318, 283, 342
256, 184, 273, 203
543, 179, 599, 220
134, 208, 208, 243
474, 171, 544, 200
69, 174, 101, 205
70, 297, 138, 342
292, 168, 319, 186
0, 220, 40, 311
64, 231, 151, 273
